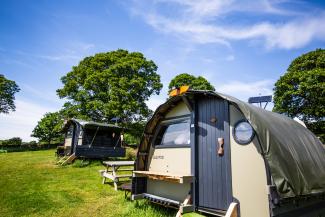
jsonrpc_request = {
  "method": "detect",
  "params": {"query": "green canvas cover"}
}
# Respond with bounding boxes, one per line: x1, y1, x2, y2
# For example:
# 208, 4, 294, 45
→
136, 90, 325, 199
212, 91, 325, 199
64, 119, 124, 131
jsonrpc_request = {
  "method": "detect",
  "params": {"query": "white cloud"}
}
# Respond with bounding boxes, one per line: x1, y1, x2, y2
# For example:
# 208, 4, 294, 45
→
145, 79, 274, 112
0, 99, 60, 141
37, 54, 80, 61
21, 84, 63, 105
159, 0, 234, 17
215, 79, 273, 100
13, 41, 95, 62
130, 0, 325, 49
225, 55, 235, 61
41, 42, 94, 61
146, 95, 166, 111
76, 42, 95, 51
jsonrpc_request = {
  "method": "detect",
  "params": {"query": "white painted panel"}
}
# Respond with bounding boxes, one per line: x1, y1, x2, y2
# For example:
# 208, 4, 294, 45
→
147, 147, 192, 202
147, 180, 191, 202
165, 102, 190, 118
230, 105, 269, 217
64, 138, 72, 147
149, 148, 191, 174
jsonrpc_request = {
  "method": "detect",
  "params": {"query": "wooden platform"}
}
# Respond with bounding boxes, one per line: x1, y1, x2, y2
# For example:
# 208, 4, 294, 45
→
133, 170, 193, 184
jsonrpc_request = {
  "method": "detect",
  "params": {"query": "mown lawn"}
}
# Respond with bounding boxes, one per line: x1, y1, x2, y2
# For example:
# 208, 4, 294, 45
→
0, 150, 202, 217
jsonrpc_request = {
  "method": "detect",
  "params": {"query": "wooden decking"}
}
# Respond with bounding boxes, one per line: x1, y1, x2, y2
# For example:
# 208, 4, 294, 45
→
133, 170, 193, 184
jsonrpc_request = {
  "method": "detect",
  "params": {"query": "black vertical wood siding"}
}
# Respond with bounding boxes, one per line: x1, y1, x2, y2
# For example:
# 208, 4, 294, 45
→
197, 97, 232, 210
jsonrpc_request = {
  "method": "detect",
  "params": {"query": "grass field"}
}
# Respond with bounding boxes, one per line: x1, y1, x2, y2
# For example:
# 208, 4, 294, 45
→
0, 150, 202, 217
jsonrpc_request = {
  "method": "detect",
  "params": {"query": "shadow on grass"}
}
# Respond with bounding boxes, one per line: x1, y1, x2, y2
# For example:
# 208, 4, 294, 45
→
125, 200, 176, 217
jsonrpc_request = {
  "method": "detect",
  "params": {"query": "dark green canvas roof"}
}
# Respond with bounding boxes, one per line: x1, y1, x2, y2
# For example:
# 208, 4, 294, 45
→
65, 119, 124, 131
136, 90, 325, 199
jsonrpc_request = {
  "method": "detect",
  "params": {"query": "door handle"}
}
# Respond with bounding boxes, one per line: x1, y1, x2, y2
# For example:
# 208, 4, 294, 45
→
217, 137, 224, 156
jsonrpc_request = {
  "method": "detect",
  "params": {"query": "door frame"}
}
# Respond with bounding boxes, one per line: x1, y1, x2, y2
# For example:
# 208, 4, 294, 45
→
191, 96, 233, 212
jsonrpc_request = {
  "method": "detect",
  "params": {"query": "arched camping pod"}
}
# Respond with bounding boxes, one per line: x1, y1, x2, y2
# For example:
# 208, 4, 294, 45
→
131, 90, 325, 217
59, 119, 126, 159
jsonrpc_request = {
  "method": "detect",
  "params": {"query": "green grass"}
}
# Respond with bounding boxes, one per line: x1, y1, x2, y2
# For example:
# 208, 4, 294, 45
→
0, 150, 204, 217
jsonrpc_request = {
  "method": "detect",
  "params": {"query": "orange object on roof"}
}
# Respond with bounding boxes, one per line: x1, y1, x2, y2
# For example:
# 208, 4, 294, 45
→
169, 85, 190, 97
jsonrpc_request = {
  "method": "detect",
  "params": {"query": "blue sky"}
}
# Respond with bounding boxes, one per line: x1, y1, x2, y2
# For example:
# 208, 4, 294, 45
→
1, 0, 324, 141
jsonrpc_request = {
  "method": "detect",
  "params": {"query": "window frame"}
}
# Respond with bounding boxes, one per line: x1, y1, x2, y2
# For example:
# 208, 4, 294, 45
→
153, 116, 191, 149
65, 125, 74, 138
233, 119, 255, 145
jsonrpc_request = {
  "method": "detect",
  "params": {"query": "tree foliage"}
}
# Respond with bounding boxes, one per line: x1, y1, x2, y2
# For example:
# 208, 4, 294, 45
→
0, 74, 20, 113
0, 137, 22, 146
168, 73, 215, 93
273, 49, 325, 142
57, 49, 162, 125
31, 112, 64, 145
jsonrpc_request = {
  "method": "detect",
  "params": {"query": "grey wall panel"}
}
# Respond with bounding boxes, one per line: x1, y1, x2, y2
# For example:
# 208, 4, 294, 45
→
197, 97, 232, 211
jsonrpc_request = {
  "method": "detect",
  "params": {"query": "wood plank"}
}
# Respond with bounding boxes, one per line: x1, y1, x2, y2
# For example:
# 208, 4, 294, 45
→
102, 172, 132, 180
102, 161, 134, 166
176, 194, 192, 217
133, 171, 193, 183
102, 172, 115, 180
56, 156, 68, 164
107, 169, 134, 172
225, 202, 238, 217
133, 170, 192, 178
114, 174, 132, 178
61, 154, 76, 165
98, 169, 134, 173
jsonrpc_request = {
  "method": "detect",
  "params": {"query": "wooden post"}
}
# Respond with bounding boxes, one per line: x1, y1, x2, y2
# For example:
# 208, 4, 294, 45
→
225, 202, 238, 217
102, 164, 109, 184
176, 194, 191, 217
112, 165, 118, 191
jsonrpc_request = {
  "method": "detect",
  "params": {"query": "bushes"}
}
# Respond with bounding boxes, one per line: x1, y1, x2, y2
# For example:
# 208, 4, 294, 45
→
1, 137, 22, 146
125, 147, 137, 160
0, 137, 60, 152
124, 133, 140, 146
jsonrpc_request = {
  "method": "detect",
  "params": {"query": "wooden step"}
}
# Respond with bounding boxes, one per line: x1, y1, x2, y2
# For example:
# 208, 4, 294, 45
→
56, 156, 68, 164
61, 153, 76, 165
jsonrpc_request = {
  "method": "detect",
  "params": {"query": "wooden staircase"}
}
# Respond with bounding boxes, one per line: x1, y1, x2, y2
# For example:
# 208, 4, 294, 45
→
57, 153, 76, 166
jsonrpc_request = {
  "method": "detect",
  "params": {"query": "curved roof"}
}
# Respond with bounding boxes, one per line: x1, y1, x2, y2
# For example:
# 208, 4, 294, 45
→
64, 119, 124, 131
136, 90, 325, 199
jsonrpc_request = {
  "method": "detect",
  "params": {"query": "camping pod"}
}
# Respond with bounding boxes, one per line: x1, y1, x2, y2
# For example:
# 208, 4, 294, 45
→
59, 119, 125, 158
131, 90, 325, 217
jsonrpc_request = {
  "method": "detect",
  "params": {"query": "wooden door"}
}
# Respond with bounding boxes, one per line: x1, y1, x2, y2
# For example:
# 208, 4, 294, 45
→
197, 97, 232, 210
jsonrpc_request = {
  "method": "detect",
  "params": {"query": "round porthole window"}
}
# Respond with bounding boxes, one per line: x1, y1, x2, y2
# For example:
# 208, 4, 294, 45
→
233, 120, 255, 145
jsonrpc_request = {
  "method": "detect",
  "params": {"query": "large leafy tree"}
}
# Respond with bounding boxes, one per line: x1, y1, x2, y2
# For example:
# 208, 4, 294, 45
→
31, 112, 64, 145
57, 49, 162, 124
273, 49, 325, 142
168, 73, 215, 93
0, 74, 20, 113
